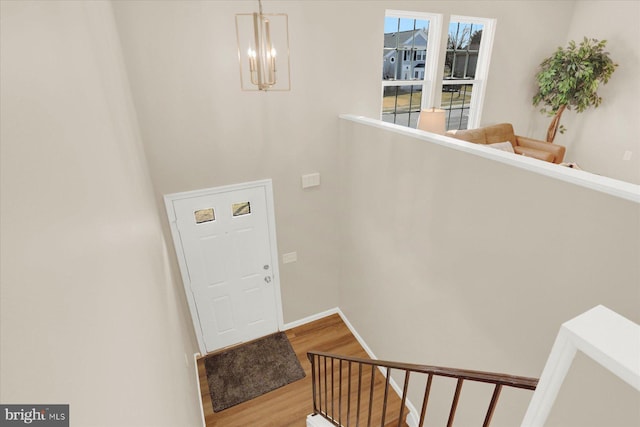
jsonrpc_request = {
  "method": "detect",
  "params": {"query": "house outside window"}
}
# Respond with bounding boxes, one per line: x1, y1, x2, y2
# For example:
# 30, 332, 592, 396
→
381, 11, 495, 131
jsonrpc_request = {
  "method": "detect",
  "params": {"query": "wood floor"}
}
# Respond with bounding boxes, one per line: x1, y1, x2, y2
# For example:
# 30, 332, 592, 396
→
197, 314, 408, 427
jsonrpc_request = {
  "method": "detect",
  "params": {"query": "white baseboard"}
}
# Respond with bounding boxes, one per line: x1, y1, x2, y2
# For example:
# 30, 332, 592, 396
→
289, 307, 420, 427
282, 307, 341, 330
194, 352, 206, 427
306, 413, 336, 427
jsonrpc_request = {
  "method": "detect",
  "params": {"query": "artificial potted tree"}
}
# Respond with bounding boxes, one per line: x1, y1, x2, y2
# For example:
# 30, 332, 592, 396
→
533, 37, 617, 143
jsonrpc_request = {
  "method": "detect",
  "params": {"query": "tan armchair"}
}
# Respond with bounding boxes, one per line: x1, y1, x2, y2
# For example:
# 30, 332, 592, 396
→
446, 123, 566, 164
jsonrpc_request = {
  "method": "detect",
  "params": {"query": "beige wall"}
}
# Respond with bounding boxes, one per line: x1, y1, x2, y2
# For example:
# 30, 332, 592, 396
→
0, 2, 200, 425
2, 1, 638, 425
338, 118, 640, 426
111, 0, 581, 323
558, 0, 640, 184
111, 0, 359, 322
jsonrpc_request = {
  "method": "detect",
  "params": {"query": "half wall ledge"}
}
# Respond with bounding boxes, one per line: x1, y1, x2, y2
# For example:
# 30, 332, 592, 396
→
339, 114, 640, 204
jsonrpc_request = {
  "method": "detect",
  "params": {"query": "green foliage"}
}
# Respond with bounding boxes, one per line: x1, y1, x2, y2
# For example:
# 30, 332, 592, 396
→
532, 37, 617, 118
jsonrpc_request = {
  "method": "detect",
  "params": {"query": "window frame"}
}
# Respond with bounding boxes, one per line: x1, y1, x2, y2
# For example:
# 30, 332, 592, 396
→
381, 10, 496, 131
381, 10, 443, 124
443, 15, 496, 130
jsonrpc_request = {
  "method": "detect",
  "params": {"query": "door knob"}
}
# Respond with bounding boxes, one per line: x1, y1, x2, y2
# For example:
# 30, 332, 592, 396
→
264, 276, 272, 283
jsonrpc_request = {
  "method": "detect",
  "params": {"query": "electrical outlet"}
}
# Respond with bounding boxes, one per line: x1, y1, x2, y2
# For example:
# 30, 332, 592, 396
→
623, 151, 632, 161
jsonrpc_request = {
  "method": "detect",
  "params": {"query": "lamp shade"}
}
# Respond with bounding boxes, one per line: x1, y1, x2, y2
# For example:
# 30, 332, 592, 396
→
417, 108, 446, 134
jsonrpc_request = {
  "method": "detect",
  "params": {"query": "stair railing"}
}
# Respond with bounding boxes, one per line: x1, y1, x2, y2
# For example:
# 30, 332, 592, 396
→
307, 351, 538, 427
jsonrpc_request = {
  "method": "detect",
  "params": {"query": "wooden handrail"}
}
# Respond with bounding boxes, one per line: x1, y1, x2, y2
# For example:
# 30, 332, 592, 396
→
307, 351, 538, 427
308, 351, 538, 390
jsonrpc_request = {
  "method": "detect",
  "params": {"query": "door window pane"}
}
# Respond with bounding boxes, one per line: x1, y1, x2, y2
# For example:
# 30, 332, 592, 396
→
232, 202, 251, 217
194, 208, 215, 224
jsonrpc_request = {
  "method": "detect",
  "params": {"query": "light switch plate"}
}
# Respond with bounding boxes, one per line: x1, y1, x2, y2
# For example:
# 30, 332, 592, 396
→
283, 252, 298, 264
302, 172, 320, 188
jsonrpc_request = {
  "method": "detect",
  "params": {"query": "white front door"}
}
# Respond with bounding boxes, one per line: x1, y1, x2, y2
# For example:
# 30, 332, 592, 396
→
165, 180, 282, 354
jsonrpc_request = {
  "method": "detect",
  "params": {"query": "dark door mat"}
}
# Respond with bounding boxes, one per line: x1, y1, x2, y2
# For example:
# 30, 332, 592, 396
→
203, 332, 306, 412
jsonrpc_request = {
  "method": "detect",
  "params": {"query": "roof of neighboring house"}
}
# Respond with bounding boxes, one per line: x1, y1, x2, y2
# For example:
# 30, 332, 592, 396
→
383, 29, 428, 49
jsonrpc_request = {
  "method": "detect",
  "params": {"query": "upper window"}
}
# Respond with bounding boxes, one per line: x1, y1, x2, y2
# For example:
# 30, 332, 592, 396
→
381, 11, 442, 128
441, 16, 495, 130
381, 11, 495, 131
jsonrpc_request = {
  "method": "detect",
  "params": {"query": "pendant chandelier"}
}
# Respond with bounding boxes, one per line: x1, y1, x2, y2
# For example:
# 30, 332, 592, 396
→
236, 0, 290, 91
